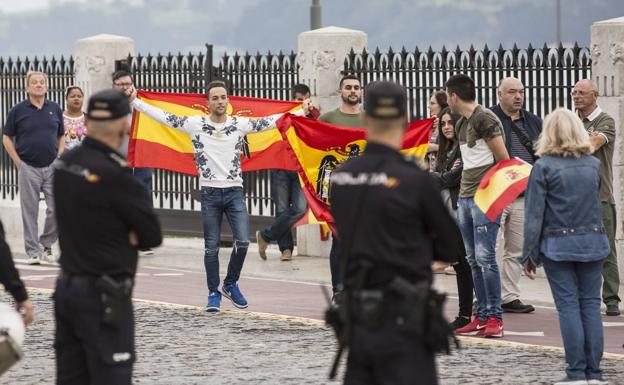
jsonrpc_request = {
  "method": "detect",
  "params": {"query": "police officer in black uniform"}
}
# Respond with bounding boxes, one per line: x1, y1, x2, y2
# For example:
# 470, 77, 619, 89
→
53, 89, 162, 385
329, 81, 462, 385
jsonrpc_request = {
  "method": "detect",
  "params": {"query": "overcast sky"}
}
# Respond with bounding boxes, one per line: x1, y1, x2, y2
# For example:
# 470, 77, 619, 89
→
0, 0, 621, 58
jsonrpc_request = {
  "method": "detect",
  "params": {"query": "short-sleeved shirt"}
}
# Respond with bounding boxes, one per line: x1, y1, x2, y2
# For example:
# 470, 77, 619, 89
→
581, 107, 615, 204
3, 99, 64, 167
456, 105, 504, 197
318, 108, 364, 128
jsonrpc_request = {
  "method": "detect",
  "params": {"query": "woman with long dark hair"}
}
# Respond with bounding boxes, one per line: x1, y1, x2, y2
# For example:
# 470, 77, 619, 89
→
430, 107, 474, 329
426, 90, 448, 171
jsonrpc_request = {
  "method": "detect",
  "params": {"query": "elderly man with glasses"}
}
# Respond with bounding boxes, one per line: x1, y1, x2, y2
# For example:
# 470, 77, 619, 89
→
573, 79, 620, 316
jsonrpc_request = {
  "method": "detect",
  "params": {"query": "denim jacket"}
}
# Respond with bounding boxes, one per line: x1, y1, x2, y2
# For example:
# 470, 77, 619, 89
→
521, 154, 609, 267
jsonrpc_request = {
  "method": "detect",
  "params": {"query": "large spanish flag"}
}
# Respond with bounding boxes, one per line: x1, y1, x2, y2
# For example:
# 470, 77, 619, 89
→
474, 158, 532, 221
128, 90, 302, 174
277, 114, 433, 233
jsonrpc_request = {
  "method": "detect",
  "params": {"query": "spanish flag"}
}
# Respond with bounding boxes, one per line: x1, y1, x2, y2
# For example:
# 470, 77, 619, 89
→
276, 114, 433, 233
128, 90, 302, 174
474, 158, 532, 221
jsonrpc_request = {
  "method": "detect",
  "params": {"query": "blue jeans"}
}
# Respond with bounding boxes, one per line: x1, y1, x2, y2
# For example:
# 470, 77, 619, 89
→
261, 170, 307, 252
133, 167, 153, 194
457, 197, 502, 320
543, 257, 604, 381
201, 187, 249, 293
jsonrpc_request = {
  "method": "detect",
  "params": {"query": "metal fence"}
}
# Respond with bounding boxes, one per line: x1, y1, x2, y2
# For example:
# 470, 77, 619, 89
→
0, 56, 75, 200
344, 43, 591, 120
0, 43, 592, 214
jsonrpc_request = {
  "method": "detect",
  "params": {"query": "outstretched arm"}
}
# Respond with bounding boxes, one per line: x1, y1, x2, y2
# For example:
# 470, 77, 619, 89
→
239, 99, 310, 135
126, 87, 200, 134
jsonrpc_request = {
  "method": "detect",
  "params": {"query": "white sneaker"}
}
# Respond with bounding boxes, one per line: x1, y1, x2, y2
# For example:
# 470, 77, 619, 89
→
588, 379, 608, 385
27, 255, 41, 265
553, 379, 588, 385
42, 247, 59, 265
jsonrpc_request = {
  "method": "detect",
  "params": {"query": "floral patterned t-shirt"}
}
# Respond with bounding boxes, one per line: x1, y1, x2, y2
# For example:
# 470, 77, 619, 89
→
63, 113, 87, 150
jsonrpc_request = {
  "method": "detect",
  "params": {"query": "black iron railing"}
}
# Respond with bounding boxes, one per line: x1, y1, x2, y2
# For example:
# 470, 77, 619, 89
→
0, 43, 592, 216
343, 43, 591, 120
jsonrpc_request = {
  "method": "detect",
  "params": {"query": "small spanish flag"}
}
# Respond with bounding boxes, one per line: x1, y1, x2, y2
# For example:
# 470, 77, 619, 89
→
474, 158, 532, 221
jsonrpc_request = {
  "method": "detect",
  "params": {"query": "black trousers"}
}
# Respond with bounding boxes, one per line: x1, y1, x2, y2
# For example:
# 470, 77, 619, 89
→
54, 275, 135, 385
344, 321, 437, 385
453, 252, 474, 317
330, 239, 341, 292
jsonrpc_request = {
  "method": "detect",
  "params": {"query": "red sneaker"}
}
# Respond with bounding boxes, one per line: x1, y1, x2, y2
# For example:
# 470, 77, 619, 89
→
455, 317, 487, 335
483, 316, 504, 338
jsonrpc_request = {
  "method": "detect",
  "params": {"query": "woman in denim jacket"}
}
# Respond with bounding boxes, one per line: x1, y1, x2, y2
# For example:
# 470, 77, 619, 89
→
521, 109, 609, 385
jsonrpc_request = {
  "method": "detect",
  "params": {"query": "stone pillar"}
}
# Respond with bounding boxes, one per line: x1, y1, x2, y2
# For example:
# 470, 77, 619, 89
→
74, 34, 134, 101
295, 26, 367, 258
298, 26, 368, 114
591, 17, 624, 279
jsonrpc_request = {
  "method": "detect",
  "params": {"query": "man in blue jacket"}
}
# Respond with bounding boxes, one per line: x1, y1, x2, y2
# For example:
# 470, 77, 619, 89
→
490, 77, 541, 314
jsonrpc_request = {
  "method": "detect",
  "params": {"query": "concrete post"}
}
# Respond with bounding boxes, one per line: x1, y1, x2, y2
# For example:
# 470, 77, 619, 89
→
297, 26, 367, 114
74, 34, 134, 101
295, 26, 367, 258
591, 17, 624, 279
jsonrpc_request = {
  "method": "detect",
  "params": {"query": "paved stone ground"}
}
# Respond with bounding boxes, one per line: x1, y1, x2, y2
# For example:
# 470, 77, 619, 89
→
2, 292, 623, 385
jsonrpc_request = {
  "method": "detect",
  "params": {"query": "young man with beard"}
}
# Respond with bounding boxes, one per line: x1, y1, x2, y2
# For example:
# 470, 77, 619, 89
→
318, 74, 365, 299
319, 74, 364, 128
127, 81, 310, 312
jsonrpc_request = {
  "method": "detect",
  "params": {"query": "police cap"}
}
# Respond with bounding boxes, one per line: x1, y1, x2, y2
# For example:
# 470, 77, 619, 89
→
363, 81, 406, 120
87, 89, 131, 121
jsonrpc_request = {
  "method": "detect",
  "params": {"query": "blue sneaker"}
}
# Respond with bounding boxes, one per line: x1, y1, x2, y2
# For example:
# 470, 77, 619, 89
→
206, 291, 222, 312
222, 283, 248, 309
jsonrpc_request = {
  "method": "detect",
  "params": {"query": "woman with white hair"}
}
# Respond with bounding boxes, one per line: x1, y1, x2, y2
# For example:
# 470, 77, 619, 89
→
521, 108, 609, 385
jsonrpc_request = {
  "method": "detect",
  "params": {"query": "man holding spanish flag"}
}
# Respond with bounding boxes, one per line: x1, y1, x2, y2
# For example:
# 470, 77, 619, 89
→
446, 74, 510, 338
126, 81, 309, 312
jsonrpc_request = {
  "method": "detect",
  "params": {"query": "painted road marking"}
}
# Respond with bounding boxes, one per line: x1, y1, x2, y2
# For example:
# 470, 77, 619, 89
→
151, 273, 184, 277
21, 274, 59, 281
604, 322, 624, 327
504, 331, 545, 337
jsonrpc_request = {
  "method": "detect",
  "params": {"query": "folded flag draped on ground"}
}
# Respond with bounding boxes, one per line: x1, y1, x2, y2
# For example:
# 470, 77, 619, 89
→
277, 114, 433, 234
474, 158, 533, 221
128, 90, 302, 174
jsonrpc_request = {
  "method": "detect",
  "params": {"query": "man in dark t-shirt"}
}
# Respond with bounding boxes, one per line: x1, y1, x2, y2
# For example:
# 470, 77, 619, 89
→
2, 71, 65, 265
490, 77, 542, 315
318, 74, 364, 299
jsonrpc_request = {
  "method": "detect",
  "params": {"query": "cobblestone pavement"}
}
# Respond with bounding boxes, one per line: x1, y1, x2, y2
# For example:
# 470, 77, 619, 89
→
2, 292, 623, 385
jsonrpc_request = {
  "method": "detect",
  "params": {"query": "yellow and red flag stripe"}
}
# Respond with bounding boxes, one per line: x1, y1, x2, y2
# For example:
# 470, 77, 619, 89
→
276, 114, 433, 234
474, 158, 533, 221
128, 90, 302, 174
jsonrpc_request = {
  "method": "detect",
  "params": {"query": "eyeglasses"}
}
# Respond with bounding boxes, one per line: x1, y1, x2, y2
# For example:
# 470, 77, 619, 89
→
114, 82, 133, 87
570, 90, 592, 97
